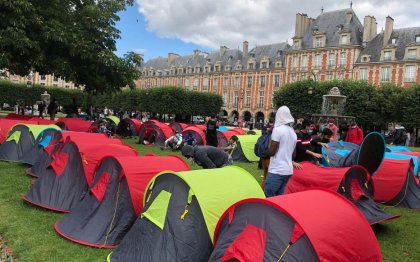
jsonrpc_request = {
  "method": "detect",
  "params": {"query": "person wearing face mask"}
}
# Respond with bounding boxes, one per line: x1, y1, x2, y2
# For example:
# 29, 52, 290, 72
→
327, 118, 338, 142
345, 120, 364, 145
311, 128, 332, 154
295, 119, 322, 163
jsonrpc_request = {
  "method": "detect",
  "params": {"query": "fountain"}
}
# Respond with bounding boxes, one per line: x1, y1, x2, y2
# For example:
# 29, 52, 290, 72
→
311, 87, 354, 125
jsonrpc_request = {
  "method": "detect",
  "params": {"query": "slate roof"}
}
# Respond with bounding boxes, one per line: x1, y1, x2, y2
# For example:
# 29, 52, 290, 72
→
301, 8, 364, 49
357, 27, 420, 62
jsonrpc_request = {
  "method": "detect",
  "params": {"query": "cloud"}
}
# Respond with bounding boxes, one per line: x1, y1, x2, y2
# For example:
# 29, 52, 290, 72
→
136, 0, 420, 51
134, 48, 148, 54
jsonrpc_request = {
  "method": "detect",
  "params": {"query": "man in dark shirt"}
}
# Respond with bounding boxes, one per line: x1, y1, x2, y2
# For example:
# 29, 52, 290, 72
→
311, 128, 332, 154
295, 119, 322, 163
206, 115, 218, 147
181, 145, 231, 169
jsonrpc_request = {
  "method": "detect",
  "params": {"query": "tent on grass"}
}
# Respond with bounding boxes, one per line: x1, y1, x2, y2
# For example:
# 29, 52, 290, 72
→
29, 117, 56, 125
182, 126, 206, 145
0, 124, 60, 163
386, 145, 411, 152
116, 118, 142, 137
231, 135, 259, 162
286, 162, 399, 224
26, 132, 122, 178
322, 132, 385, 175
246, 129, 262, 135
217, 126, 229, 131
138, 121, 174, 146
0, 119, 37, 143
105, 116, 120, 126
56, 118, 94, 132
373, 158, 420, 209
4, 113, 33, 120
230, 128, 246, 135
169, 122, 188, 133
385, 152, 419, 177
210, 189, 383, 262
108, 166, 264, 261
129, 118, 142, 135
217, 130, 240, 148
23, 142, 138, 212
54, 155, 190, 248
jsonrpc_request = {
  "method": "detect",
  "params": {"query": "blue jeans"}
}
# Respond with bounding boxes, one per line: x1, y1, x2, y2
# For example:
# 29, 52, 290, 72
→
264, 172, 292, 197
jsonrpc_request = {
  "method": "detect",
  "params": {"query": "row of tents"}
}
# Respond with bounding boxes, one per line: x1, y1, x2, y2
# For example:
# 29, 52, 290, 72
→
0, 114, 418, 261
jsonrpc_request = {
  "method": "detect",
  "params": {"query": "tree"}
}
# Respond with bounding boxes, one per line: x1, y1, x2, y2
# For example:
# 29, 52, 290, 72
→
0, 0, 141, 93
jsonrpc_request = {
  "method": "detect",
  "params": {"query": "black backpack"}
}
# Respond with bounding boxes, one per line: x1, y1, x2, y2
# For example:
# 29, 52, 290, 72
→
254, 132, 271, 158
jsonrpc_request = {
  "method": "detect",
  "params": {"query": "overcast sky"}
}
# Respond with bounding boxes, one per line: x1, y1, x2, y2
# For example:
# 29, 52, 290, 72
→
116, 0, 420, 59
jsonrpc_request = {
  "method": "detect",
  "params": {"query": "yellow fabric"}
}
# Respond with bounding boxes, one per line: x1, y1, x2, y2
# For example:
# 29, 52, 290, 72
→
235, 135, 260, 162
25, 124, 60, 140
6, 131, 21, 144
106, 116, 120, 125
141, 190, 172, 230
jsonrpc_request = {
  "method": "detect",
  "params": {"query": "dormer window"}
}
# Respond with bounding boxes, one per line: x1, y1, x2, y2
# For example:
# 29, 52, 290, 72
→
391, 38, 397, 45
177, 68, 183, 74
225, 65, 231, 71
236, 64, 242, 70
260, 60, 269, 69
194, 66, 201, 73
215, 64, 221, 72
416, 35, 420, 43
315, 37, 322, 47
248, 62, 255, 70
341, 35, 348, 45
407, 49, 417, 59
275, 61, 282, 68
313, 34, 325, 48
384, 51, 392, 61
277, 50, 283, 57
361, 55, 371, 63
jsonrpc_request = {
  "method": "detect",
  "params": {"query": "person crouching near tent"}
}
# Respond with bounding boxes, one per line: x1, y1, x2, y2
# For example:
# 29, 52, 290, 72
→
310, 128, 332, 165
223, 135, 238, 155
161, 130, 183, 150
181, 145, 232, 169
97, 119, 113, 137
182, 132, 197, 147
264, 106, 301, 197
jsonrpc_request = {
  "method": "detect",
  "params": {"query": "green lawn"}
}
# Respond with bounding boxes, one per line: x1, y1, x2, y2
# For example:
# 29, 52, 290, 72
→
0, 138, 418, 261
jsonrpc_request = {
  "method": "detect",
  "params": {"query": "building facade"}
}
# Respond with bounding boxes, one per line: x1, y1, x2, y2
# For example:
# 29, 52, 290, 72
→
137, 7, 420, 123
5, 71, 81, 90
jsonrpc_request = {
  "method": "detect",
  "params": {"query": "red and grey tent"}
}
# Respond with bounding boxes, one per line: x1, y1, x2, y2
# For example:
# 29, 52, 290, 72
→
116, 118, 142, 137
108, 166, 264, 261
23, 142, 137, 212
26, 132, 121, 177
169, 122, 188, 133
210, 189, 383, 262
0, 119, 37, 144
56, 118, 94, 132
230, 128, 247, 135
29, 117, 56, 125
373, 158, 420, 209
217, 130, 239, 148
4, 113, 33, 120
182, 126, 207, 145
286, 162, 399, 224
54, 155, 190, 248
138, 121, 174, 146
129, 118, 142, 135
0, 124, 61, 164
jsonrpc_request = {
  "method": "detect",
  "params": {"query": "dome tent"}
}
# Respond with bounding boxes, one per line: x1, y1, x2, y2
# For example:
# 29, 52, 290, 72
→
137, 121, 174, 146
231, 135, 259, 162
210, 189, 382, 262
108, 166, 264, 261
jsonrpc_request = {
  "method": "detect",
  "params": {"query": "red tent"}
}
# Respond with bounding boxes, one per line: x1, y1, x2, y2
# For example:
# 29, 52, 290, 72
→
373, 158, 420, 209
182, 126, 207, 145
217, 130, 240, 147
169, 122, 188, 133
4, 113, 33, 120
129, 118, 142, 135
211, 189, 382, 262
191, 124, 207, 131
54, 155, 190, 248
30, 117, 56, 125
286, 162, 399, 224
138, 121, 174, 146
230, 128, 246, 135
0, 119, 37, 143
56, 118, 94, 132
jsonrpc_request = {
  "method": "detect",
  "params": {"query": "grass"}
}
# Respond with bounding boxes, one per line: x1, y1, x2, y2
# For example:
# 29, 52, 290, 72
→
0, 137, 418, 261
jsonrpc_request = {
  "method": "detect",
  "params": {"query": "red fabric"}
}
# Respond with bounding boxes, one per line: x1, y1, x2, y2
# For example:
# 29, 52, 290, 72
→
191, 124, 207, 131
345, 126, 364, 145
350, 180, 365, 201
150, 122, 174, 140
78, 143, 137, 186
0, 119, 37, 143
326, 123, 338, 142
221, 224, 266, 262
90, 172, 111, 203
231, 128, 247, 135
57, 118, 93, 132
182, 126, 207, 145
50, 152, 69, 176
290, 223, 305, 244
129, 118, 142, 133
29, 118, 56, 125
4, 113, 32, 120
372, 158, 411, 202
285, 162, 350, 194
116, 155, 190, 215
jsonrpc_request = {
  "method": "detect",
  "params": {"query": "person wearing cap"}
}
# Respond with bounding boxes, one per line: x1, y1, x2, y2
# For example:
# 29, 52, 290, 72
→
327, 118, 338, 142
161, 130, 183, 150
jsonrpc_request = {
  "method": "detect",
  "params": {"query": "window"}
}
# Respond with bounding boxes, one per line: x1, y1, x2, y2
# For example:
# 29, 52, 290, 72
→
234, 92, 239, 108
215, 65, 220, 72
391, 38, 397, 45
383, 51, 392, 61
293, 56, 298, 68
359, 68, 368, 80
416, 35, 420, 43
223, 91, 228, 106
213, 78, 219, 91
328, 53, 335, 68
185, 78, 190, 87
40, 75, 46, 80
274, 75, 280, 88
340, 52, 346, 66
203, 78, 209, 90
314, 54, 321, 68
261, 61, 268, 69
195, 66, 201, 73
65, 85, 69, 88
258, 91, 264, 108
260, 76, 265, 88
53, 76, 59, 82
247, 76, 252, 88
41, 83, 45, 86
381, 66, 391, 82
223, 77, 229, 88
291, 73, 296, 82
341, 35, 348, 44
245, 91, 251, 108
315, 37, 322, 47
193, 78, 198, 90
405, 65, 416, 82
178, 68, 183, 74
248, 62, 254, 70
326, 72, 333, 81
302, 55, 307, 70
53, 84, 58, 87
407, 49, 417, 59
235, 77, 240, 89
225, 65, 231, 71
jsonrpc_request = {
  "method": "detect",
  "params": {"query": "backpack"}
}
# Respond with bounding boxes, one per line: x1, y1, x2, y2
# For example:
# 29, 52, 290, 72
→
254, 132, 271, 158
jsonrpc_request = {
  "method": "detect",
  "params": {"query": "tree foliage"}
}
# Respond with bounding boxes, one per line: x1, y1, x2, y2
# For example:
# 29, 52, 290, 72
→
0, 0, 141, 93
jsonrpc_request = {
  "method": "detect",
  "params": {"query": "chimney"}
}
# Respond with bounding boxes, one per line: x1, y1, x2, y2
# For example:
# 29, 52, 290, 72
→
363, 15, 377, 43
294, 13, 303, 38
167, 53, 179, 64
193, 49, 202, 56
295, 13, 312, 38
383, 16, 394, 47
220, 46, 228, 56
243, 41, 249, 57
346, 10, 353, 24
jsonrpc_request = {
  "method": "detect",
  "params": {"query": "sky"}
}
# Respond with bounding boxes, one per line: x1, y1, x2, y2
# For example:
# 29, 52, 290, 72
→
115, 0, 420, 61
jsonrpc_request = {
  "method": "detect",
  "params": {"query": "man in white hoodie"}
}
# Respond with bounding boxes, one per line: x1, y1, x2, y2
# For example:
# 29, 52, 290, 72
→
265, 106, 300, 196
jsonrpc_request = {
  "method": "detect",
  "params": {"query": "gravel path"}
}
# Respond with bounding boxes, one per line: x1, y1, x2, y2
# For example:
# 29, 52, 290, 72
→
0, 236, 14, 262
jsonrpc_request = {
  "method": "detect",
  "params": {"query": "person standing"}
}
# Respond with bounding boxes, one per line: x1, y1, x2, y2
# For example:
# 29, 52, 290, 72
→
345, 121, 364, 145
38, 101, 45, 119
47, 99, 58, 121
205, 114, 218, 147
264, 106, 301, 197
326, 118, 338, 142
